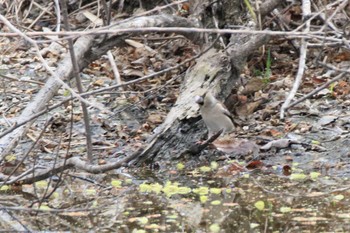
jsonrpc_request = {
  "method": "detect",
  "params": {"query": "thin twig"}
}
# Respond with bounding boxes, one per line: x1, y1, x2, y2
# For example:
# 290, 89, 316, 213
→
280, 0, 311, 119
0, 73, 44, 85
107, 50, 123, 88
0, 27, 341, 41
287, 72, 346, 109
61, 0, 93, 161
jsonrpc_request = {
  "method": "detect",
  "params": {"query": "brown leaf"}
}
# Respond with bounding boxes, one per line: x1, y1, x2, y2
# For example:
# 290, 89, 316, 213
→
92, 79, 104, 86
98, 159, 107, 165
282, 164, 292, 176
263, 129, 283, 137
235, 100, 262, 116
246, 160, 264, 169
216, 162, 246, 176
237, 95, 248, 104
284, 121, 298, 132
213, 136, 259, 156
147, 113, 164, 125
241, 77, 266, 95
311, 76, 327, 84
40, 139, 58, 149
333, 51, 350, 62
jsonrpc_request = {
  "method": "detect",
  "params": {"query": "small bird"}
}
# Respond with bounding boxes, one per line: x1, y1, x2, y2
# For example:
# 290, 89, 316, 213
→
195, 92, 258, 157
195, 92, 235, 137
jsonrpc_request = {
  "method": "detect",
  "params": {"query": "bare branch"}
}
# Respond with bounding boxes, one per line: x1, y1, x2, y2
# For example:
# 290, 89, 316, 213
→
2, 149, 143, 185
280, 0, 311, 119
61, 0, 93, 162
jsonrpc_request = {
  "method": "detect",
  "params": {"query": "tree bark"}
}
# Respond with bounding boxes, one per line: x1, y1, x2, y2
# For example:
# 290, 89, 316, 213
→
134, 34, 270, 166
133, 0, 281, 166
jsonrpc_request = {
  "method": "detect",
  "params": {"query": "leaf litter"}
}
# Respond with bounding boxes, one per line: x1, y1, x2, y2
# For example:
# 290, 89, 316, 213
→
2, 1, 350, 232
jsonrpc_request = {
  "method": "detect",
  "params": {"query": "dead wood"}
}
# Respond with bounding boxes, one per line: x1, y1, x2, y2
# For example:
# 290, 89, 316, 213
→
0, 148, 143, 185
133, 33, 271, 166
132, 0, 281, 166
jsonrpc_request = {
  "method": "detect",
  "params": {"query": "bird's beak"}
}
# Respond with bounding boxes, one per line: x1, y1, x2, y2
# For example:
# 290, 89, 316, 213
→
195, 95, 204, 105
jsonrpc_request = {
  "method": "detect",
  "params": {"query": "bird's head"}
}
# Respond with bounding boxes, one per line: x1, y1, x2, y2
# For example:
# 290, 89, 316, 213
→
195, 92, 217, 107
194, 93, 205, 106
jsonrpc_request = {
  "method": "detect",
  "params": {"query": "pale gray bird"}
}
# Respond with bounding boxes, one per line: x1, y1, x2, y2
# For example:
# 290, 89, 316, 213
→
195, 92, 235, 137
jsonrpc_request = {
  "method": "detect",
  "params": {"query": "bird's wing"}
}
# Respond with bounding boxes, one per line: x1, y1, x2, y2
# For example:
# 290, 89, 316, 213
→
217, 103, 234, 122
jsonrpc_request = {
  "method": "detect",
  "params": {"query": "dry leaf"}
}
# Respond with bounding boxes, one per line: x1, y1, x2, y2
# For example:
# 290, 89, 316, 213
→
82, 11, 103, 26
